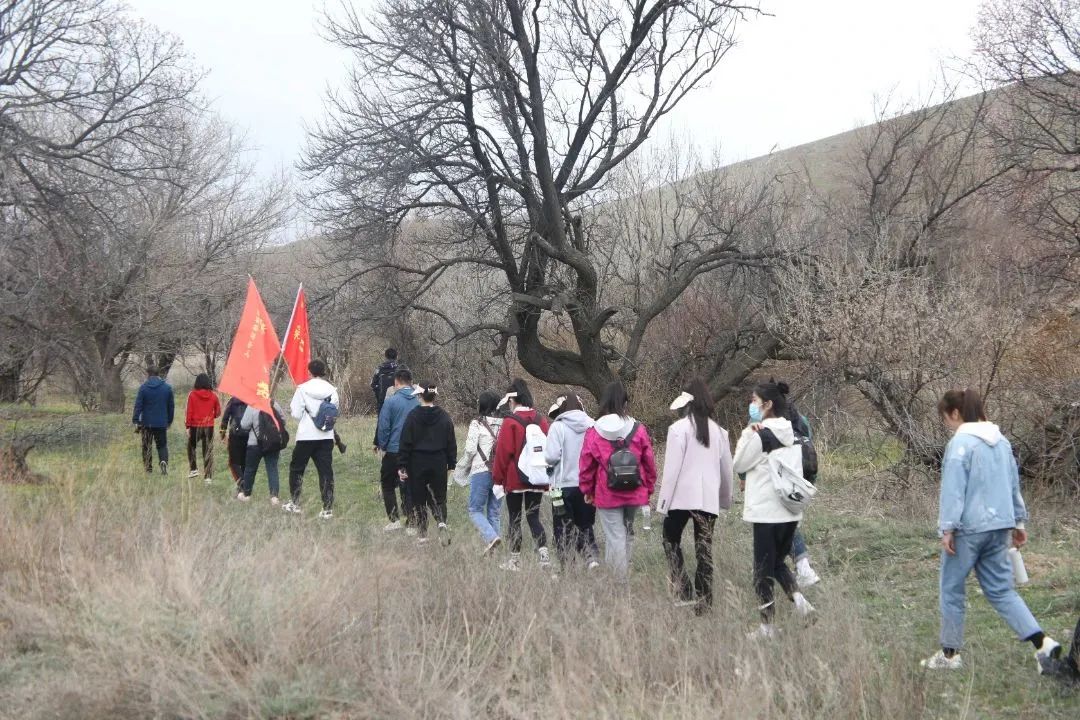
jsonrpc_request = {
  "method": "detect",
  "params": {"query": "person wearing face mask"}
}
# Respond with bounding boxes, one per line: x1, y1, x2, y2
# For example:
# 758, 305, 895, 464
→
732, 380, 815, 639
920, 388, 1061, 673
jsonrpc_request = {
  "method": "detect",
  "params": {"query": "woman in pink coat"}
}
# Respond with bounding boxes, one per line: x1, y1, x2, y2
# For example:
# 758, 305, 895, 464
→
579, 381, 658, 580
656, 378, 734, 614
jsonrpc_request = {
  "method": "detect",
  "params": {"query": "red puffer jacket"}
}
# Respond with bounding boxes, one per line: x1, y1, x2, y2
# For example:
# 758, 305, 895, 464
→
186, 389, 222, 428
492, 409, 549, 492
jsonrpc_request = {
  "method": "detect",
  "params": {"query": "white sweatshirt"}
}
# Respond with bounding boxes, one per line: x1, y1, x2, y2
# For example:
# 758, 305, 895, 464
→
290, 378, 339, 442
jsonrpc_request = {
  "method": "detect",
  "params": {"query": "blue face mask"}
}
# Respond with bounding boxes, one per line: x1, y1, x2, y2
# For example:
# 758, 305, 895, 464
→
748, 402, 763, 423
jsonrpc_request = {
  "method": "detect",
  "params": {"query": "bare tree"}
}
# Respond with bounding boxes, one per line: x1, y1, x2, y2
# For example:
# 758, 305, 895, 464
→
304, 0, 769, 398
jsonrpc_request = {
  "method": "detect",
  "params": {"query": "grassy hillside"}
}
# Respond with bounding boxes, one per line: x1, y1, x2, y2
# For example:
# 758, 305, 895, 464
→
0, 403, 1077, 719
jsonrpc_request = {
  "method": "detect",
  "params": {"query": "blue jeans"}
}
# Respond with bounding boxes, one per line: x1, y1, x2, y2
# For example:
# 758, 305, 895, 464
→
939, 529, 1041, 650
791, 529, 808, 562
467, 472, 501, 544
241, 445, 280, 498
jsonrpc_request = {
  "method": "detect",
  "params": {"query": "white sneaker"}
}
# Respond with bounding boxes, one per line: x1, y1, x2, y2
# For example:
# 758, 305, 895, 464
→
203, 476, 212, 485
538, 546, 552, 567
500, 554, 522, 572
1035, 637, 1062, 674
270, 497, 280, 507
318, 509, 333, 520
438, 522, 451, 547
417, 536, 430, 545
587, 560, 601, 571
282, 501, 301, 514
188, 470, 200, 478
236, 492, 250, 502
673, 599, 698, 608
383, 520, 403, 532
793, 592, 815, 618
405, 528, 418, 537
796, 558, 821, 588
747, 624, 779, 640
484, 537, 502, 556
921, 650, 963, 670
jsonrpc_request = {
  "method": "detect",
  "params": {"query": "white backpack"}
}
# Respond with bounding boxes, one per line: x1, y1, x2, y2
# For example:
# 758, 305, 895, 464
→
510, 415, 550, 486
761, 438, 816, 513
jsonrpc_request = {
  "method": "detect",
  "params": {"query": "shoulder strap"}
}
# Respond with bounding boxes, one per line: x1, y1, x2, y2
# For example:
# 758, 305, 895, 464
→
609, 422, 639, 449
506, 413, 531, 429
757, 427, 782, 454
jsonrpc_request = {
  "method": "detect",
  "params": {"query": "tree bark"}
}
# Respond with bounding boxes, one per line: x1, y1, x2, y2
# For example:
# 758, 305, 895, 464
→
0, 360, 22, 403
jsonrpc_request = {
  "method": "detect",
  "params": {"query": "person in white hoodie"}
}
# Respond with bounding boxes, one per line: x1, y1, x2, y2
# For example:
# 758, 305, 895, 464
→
657, 379, 733, 614
545, 392, 598, 569
286, 359, 340, 519
453, 391, 504, 554
732, 380, 815, 638
920, 388, 1061, 673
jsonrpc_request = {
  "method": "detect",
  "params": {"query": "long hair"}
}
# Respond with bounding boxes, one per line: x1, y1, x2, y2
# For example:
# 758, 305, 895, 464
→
417, 381, 438, 404
477, 391, 500, 417
598, 381, 629, 418
506, 378, 534, 408
684, 377, 714, 447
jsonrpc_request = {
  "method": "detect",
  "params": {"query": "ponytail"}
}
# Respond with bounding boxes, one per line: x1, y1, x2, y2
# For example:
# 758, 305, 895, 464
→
937, 388, 987, 423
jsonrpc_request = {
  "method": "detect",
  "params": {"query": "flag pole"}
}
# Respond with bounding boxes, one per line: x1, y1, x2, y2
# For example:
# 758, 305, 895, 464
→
269, 283, 303, 395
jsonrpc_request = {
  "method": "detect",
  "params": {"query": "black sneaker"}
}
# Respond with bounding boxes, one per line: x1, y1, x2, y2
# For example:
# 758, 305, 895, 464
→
159, 460, 168, 476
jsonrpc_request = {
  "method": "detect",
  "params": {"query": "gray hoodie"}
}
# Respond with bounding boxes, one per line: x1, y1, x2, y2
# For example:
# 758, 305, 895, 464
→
543, 409, 594, 489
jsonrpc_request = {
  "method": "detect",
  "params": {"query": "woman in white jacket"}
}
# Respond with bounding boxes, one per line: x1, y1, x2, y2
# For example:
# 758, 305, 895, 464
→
544, 393, 598, 569
453, 391, 504, 554
657, 379, 733, 614
732, 380, 815, 638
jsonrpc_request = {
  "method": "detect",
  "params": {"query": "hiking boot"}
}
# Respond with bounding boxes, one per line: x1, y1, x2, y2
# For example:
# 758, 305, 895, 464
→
500, 553, 522, 572
383, 520, 403, 532
1035, 637, 1063, 674
160, 460, 168, 475
483, 537, 501, 556
538, 546, 552, 567
188, 470, 200, 478
438, 522, 451, 547
318, 509, 333, 520
921, 650, 963, 670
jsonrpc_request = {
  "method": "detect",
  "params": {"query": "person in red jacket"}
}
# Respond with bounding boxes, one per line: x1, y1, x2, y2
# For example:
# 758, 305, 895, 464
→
491, 378, 551, 571
185, 373, 221, 483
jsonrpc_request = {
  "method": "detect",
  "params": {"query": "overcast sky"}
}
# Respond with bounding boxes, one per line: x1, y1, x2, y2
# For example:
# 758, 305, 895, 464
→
127, 0, 984, 180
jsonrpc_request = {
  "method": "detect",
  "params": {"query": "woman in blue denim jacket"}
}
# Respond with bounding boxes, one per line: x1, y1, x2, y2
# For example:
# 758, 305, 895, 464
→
922, 389, 1062, 672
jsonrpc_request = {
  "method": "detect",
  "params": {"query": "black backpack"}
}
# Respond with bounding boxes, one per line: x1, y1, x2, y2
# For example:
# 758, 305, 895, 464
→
759, 428, 818, 484
257, 406, 290, 453
606, 423, 642, 491
376, 362, 400, 408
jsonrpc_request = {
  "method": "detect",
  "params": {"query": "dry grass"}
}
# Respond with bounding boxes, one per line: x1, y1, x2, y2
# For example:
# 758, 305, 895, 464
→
0, 413, 1076, 719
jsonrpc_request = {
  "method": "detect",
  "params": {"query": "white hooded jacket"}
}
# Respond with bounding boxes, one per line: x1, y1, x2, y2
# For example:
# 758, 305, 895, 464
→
732, 417, 803, 523
290, 378, 339, 442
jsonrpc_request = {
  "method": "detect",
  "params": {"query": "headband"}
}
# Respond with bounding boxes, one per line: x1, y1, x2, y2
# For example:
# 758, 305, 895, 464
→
497, 391, 517, 408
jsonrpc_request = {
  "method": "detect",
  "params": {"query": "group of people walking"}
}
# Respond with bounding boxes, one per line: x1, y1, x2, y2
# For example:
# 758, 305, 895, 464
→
130, 352, 1073, 675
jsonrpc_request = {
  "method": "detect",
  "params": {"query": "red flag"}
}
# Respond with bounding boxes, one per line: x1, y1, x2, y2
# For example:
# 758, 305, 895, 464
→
281, 285, 311, 385
218, 278, 281, 418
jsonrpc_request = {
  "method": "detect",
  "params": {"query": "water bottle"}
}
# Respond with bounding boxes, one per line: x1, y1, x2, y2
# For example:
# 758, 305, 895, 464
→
641, 504, 652, 531
1008, 547, 1029, 585
549, 487, 567, 517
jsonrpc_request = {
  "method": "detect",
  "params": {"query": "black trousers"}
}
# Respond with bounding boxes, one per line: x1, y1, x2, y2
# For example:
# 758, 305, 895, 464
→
187, 427, 214, 475
380, 451, 412, 522
752, 521, 799, 622
227, 433, 248, 485
506, 491, 547, 553
552, 486, 598, 565
141, 427, 168, 471
407, 452, 448, 536
289, 440, 335, 510
663, 510, 718, 606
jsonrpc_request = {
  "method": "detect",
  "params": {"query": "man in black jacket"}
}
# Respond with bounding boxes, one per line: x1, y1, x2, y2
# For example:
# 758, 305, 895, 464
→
370, 348, 404, 450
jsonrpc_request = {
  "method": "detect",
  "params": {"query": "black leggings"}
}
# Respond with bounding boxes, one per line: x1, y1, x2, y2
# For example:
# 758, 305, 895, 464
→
407, 452, 448, 536
506, 491, 546, 553
753, 521, 799, 622
663, 510, 717, 606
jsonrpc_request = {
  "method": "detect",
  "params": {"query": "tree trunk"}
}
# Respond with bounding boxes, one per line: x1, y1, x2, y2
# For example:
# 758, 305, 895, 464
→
98, 360, 126, 413
0, 360, 22, 403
